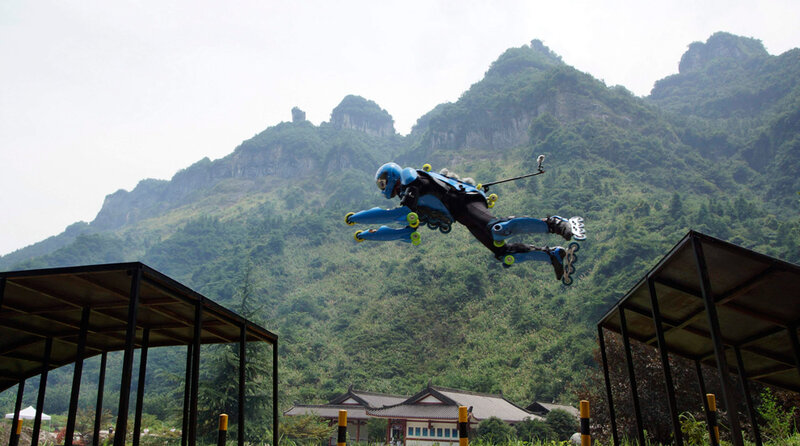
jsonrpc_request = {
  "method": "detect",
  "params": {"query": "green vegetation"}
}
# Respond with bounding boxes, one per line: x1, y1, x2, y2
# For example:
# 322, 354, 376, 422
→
2, 33, 800, 445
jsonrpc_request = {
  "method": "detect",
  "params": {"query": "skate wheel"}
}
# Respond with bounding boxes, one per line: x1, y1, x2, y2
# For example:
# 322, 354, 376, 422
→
427, 222, 437, 230
503, 255, 515, 266
439, 225, 451, 234
410, 231, 421, 245
562, 276, 573, 286
476, 183, 482, 190
489, 193, 498, 201
354, 231, 364, 242
422, 163, 432, 172
407, 212, 419, 228
568, 242, 580, 253
493, 240, 506, 247
345, 212, 356, 226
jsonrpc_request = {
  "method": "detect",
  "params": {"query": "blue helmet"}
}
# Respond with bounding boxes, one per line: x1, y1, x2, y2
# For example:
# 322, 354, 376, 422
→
375, 162, 402, 199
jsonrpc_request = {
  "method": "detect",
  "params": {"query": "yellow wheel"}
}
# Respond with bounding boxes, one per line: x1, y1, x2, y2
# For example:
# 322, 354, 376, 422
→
354, 231, 365, 242
487, 193, 498, 208
493, 240, 506, 247
410, 231, 421, 246
503, 255, 515, 266
422, 163, 432, 172
345, 212, 356, 226
407, 212, 419, 228
476, 183, 482, 190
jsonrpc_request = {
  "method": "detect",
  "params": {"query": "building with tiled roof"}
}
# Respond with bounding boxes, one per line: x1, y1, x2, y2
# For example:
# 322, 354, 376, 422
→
525, 401, 580, 418
286, 384, 541, 446
284, 386, 408, 445
368, 385, 541, 446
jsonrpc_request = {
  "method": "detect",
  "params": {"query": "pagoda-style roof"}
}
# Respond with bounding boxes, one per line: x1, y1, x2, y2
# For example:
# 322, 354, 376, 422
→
367, 385, 539, 423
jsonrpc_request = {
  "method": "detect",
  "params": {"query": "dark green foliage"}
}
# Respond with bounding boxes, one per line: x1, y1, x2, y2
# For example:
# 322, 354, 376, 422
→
515, 417, 554, 442
476, 417, 515, 443
12, 233, 128, 269
545, 409, 578, 440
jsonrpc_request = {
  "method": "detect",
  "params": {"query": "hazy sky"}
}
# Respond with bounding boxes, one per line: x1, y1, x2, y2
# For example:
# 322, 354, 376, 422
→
2, 1, 799, 257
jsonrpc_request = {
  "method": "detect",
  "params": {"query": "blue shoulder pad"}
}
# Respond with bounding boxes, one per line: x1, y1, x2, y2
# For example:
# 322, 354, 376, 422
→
400, 168, 419, 185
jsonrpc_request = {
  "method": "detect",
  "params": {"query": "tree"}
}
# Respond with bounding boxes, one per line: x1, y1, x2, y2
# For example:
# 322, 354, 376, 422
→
367, 418, 387, 442
545, 409, 578, 440
515, 417, 554, 442
197, 264, 273, 443
280, 414, 334, 444
476, 416, 515, 444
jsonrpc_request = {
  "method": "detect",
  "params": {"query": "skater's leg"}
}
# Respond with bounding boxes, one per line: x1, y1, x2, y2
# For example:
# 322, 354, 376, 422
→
490, 215, 585, 242
354, 226, 420, 245
490, 218, 548, 243
499, 245, 566, 279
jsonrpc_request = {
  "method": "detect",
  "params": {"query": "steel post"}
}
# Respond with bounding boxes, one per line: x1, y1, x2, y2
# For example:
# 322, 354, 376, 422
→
133, 328, 150, 446
648, 278, 683, 446
692, 237, 744, 446
619, 307, 645, 445
597, 326, 619, 446
31, 337, 53, 446
65, 307, 91, 446
93, 352, 108, 446
734, 347, 762, 446
115, 266, 142, 446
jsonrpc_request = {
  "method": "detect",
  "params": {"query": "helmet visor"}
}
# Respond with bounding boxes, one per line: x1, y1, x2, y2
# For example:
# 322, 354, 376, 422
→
376, 176, 387, 191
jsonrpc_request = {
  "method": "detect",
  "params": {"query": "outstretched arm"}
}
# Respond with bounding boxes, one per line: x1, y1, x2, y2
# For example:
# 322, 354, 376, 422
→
345, 206, 414, 226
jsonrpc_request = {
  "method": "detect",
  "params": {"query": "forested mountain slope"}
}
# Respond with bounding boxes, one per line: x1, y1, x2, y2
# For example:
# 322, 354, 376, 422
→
1, 34, 798, 422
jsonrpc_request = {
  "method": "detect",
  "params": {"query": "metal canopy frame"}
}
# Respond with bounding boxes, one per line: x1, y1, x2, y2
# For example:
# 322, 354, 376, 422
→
597, 231, 800, 446
0, 262, 279, 446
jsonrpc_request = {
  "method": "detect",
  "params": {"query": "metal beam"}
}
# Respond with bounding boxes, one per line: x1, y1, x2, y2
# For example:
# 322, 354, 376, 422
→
619, 307, 645, 445
114, 266, 142, 446
692, 236, 744, 446
273, 338, 279, 446
648, 278, 683, 446
239, 324, 246, 446
181, 343, 192, 446
133, 328, 150, 446
597, 326, 619, 446
93, 351, 107, 446
188, 302, 202, 446
695, 361, 718, 446
9, 380, 24, 446
31, 337, 52, 446
734, 347, 762, 446
65, 307, 91, 446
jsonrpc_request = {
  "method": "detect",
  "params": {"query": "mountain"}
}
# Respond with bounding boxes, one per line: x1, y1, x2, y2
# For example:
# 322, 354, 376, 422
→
2, 34, 798, 426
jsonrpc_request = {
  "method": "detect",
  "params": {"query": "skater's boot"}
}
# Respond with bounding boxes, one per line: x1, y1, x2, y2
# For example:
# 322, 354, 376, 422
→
545, 216, 573, 241
547, 246, 566, 280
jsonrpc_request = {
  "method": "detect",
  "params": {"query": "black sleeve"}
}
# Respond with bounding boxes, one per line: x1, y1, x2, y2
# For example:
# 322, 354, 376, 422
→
399, 185, 419, 209
399, 176, 432, 209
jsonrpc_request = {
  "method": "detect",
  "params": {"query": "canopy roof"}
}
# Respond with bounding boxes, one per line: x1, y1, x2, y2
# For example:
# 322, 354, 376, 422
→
4, 406, 50, 420
0, 262, 277, 392
598, 231, 800, 392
